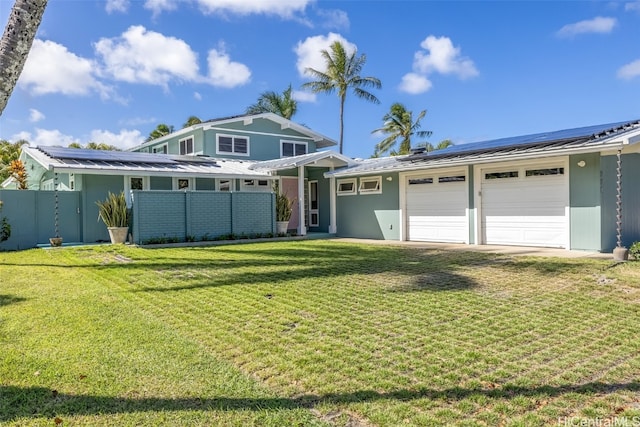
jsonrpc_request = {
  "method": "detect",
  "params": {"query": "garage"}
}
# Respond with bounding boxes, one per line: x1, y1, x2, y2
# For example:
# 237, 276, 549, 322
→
405, 170, 468, 242
480, 161, 568, 247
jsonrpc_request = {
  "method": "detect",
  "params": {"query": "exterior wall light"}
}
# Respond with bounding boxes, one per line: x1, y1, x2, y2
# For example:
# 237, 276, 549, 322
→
386, 176, 393, 181
577, 160, 586, 168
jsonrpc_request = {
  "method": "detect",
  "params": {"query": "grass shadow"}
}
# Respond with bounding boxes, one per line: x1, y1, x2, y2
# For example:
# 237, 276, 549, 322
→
0, 294, 26, 308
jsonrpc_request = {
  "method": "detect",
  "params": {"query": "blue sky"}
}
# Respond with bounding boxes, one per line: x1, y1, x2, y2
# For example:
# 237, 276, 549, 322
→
1, 0, 640, 159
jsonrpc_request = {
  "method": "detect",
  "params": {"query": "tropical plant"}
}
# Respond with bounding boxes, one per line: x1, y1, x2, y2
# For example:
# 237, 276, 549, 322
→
96, 191, 130, 228
302, 41, 381, 154
372, 103, 432, 156
417, 139, 454, 152
8, 159, 27, 189
182, 116, 202, 128
0, 139, 28, 181
274, 182, 294, 222
146, 123, 174, 142
0, 200, 10, 243
68, 142, 120, 150
246, 85, 298, 119
0, 0, 48, 115
630, 241, 640, 260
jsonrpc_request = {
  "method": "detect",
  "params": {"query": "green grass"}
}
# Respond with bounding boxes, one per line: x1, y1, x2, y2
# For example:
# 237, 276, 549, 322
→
1, 241, 639, 426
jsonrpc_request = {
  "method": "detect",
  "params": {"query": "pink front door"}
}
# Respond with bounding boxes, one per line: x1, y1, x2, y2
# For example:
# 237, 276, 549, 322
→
281, 178, 299, 231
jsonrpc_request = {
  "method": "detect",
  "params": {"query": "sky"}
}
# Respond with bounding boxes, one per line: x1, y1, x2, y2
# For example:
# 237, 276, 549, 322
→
1, 0, 640, 159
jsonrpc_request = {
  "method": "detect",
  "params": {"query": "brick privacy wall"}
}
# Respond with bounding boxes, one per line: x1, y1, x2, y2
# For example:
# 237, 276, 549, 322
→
132, 190, 275, 243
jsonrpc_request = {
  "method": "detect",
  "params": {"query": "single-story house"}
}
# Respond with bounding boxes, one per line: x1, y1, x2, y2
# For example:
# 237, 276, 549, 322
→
2, 115, 639, 253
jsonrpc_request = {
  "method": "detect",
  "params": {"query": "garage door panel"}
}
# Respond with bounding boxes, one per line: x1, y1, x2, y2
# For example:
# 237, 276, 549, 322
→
406, 175, 467, 243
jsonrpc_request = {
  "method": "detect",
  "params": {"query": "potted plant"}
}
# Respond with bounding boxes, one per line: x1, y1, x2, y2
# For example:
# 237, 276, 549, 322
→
96, 191, 131, 244
274, 182, 294, 234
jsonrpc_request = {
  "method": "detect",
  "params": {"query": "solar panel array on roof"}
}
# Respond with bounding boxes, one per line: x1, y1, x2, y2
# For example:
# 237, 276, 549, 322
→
406, 120, 639, 160
39, 146, 179, 164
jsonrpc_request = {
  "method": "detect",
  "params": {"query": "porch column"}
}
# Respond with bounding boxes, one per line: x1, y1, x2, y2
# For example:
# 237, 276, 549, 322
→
329, 167, 337, 234
298, 165, 306, 236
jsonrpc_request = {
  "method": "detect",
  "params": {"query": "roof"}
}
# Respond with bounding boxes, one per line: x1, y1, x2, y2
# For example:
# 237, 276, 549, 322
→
250, 150, 355, 171
326, 119, 640, 178
23, 146, 272, 179
130, 113, 338, 151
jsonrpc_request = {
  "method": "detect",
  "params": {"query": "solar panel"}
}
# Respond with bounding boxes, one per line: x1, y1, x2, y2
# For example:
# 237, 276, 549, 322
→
415, 120, 639, 158
38, 146, 177, 164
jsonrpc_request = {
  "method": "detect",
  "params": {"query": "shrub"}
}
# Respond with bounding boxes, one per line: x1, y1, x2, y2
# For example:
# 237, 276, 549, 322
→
0, 201, 10, 243
630, 241, 640, 260
96, 192, 130, 228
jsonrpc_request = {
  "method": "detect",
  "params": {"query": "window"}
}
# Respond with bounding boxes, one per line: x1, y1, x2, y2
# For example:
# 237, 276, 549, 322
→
217, 135, 249, 156
526, 167, 564, 177
218, 179, 231, 192
153, 144, 168, 154
281, 141, 308, 157
179, 137, 194, 155
485, 171, 518, 180
241, 179, 270, 192
359, 176, 382, 194
130, 177, 143, 190
337, 178, 357, 195
438, 175, 466, 183
178, 179, 190, 190
409, 177, 433, 185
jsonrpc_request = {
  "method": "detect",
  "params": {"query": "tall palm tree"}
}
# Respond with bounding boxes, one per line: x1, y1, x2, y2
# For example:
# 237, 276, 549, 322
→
246, 84, 297, 120
146, 123, 174, 142
0, 0, 48, 115
182, 115, 202, 128
302, 41, 381, 154
372, 103, 432, 156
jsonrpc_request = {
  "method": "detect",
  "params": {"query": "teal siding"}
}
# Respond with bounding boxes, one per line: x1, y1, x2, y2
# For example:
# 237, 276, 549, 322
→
0, 190, 81, 250
132, 191, 275, 243
336, 173, 400, 240
150, 176, 172, 190
601, 153, 640, 252
83, 175, 124, 243
196, 178, 216, 191
569, 153, 601, 251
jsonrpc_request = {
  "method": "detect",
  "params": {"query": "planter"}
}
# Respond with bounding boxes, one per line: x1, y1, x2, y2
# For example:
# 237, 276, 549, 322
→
613, 246, 629, 262
49, 237, 63, 247
107, 227, 129, 244
276, 221, 289, 234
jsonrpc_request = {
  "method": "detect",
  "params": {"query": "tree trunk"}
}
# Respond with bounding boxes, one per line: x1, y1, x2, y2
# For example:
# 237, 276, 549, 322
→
0, 0, 48, 116
339, 94, 345, 154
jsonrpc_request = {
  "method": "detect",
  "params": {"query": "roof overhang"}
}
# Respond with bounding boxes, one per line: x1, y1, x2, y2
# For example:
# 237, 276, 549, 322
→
251, 150, 355, 172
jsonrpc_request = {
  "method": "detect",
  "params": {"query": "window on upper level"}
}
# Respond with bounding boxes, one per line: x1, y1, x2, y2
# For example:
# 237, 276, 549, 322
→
153, 144, 167, 154
217, 135, 249, 156
281, 141, 308, 157
179, 137, 194, 155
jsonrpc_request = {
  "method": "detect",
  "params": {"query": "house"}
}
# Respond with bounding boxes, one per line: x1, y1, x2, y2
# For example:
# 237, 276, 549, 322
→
3, 115, 640, 253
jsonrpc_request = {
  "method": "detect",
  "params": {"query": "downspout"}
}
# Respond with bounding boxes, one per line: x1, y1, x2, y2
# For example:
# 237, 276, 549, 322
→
613, 148, 629, 261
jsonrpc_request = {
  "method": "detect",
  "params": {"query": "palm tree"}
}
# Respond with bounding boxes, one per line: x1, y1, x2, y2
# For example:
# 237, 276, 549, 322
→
418, 139, 454, 152
302, 41, 381, 154
372, 103, 432, 156
0, 0, 48, 115
146, 123, 174, 142
246, 84, 297, 120
182, 115, 201, 128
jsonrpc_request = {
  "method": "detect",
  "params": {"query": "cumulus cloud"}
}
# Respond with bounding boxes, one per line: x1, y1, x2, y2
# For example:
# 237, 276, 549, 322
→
25, 129, 81, 147
18, 39, 110, 98
294, 32, 356, 77
617, 59, 640, 79
206, 45, 251, 88
556, 16, 617, 37
29, 109, 45, 123
194, 91, 202, 100
292, 89, 316, 103
398, 73, 432, 95
95, 25, 200, 89
106, 0, 129, 13
316, 8, 350, 30
399, 35, 477, 95
194, 0, 310, 18
89, 129, 146, 149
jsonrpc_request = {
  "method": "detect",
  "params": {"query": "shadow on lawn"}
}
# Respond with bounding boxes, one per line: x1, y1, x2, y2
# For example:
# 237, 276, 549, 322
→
2, 381, 638, 422
0, 294, 26, 307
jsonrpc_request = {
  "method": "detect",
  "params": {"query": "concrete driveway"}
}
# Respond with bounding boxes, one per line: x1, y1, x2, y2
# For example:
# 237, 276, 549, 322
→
332, 238, 613, 260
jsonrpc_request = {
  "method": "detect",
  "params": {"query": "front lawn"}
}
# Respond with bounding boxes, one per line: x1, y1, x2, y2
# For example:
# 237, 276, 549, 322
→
1, 241, 639, 426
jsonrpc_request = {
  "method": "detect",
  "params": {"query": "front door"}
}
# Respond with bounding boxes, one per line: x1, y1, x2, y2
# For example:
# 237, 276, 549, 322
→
308, 180, 319, 227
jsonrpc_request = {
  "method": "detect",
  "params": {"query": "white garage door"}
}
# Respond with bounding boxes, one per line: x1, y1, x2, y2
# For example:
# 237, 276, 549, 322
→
481, 163, 568, 247
406, 171, 468, 243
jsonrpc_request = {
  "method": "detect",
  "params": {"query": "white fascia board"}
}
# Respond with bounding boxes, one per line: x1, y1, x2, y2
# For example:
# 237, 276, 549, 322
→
49, 166, 272, 180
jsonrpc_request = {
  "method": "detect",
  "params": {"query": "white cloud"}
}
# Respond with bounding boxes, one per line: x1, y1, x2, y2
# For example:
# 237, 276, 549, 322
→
317, 9, 350, 30
294, 32, 356, 77
106, 0, 129, 13
618, 59, 640, 79
292, 90, 316, 103
413, 36, 478, 79
557, 16, 617, 37
11, 131, 32, 143
399, 73, 433, 95
18, 39, 109, 98
28, 129, 81, 147
89, 129, 146, 149
194, 0, 310, 18
29, 109, 45, 123
143, 0, 181, 16
95, 25, 200, 89
194, 91, 202, 100
206, 45, 251, 88
626, 2, 640, 12
118, 116, 157, 127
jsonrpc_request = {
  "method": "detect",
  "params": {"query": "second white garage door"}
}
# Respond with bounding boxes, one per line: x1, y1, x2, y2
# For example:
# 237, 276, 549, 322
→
480, 162, 568, 248
406, 171, 468, 243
